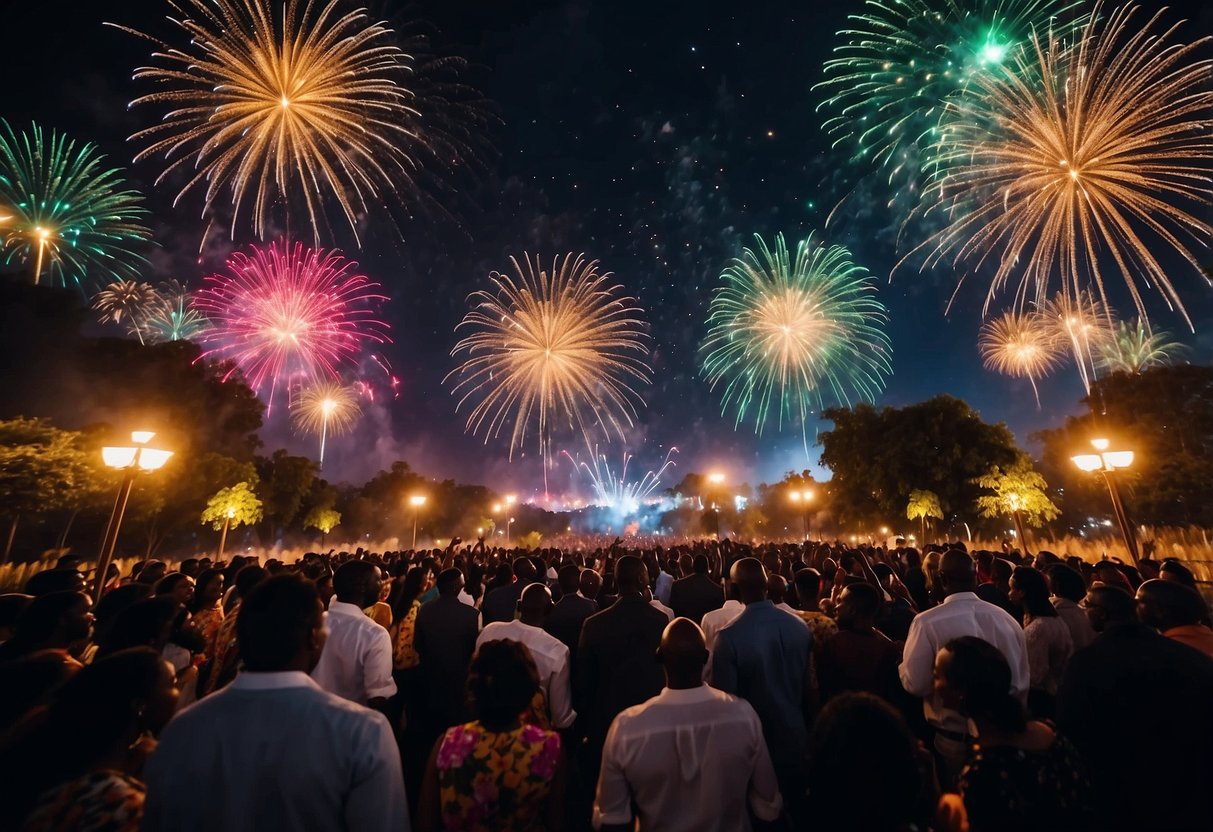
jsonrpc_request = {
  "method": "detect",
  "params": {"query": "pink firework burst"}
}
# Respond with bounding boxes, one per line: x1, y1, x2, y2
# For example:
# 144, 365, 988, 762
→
196, 241, 391, 404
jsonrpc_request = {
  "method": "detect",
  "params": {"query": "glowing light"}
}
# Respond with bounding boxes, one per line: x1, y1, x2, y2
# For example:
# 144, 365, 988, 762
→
291, 382, 361, 467
93, 280, 162, 346
978, 310, 1065, 406
409, 495, 427, 508
563, 446, 678, 515
1097, 320, 1185, 375
1040, 292, 1116, 394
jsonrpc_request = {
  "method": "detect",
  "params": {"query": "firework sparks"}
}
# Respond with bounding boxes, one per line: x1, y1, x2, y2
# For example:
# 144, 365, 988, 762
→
700, 233, 892, 436
922, 3, 1213, 325
195, 241, 390, 405
116, 0, 433, 243
446, 253, 651, 471
978, 310, 1065, 406
0, 120, 150, 288
93, 280, 162, 346
561, 446, 678, 516
1097, 319, 1186, 375
1039, 291, 1116, 394
291, 382, 362, 468
143, 281, 210, 343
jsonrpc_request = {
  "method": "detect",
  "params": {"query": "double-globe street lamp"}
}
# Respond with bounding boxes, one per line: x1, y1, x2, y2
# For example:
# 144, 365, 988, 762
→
95, 431, 173, 603
409, 494, 427, 550
788, 489, 815, 540
1071, 438, 1139, 567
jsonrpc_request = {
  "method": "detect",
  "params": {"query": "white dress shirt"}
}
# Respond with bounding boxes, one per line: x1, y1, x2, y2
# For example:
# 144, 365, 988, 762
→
700, 600, 744, 682
593, 685, 782, 832
654, 570, 674, 606
311, 600, 397, 704
476, 619, 576, 729
143, 671, 409, 832
899, 591, 1029, 735
650, 598, 674, 620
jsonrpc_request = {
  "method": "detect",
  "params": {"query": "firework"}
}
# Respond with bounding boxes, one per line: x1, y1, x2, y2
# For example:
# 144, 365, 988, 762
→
1039, 291, 1116, 393
291, 382, 362, 468
816, 1, 1082, 184
1097, 320, 1185, 375
117, 0, 424, 243
143, 280, 210, 343
700, 233, 892, 435
562, 446, 678, 515
923, 4, 1213, 324
0, 121, 149, 288
447, 253, 651, 471
196, 241, 390, 403
978, 310, 1064, 405
93, 280, 162, 345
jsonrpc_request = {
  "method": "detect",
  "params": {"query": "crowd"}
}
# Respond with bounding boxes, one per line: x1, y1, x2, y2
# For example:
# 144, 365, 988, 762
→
1, 535, 1212, 831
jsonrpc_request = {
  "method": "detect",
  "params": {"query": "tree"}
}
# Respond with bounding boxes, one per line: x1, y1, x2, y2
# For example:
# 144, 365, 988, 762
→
302, 506, 341, 547
973, 459, 1060, 552
905, 489, 943, 544
256, 450, 317, 540
820, 396, 1023, 528
201, 482, 263, 557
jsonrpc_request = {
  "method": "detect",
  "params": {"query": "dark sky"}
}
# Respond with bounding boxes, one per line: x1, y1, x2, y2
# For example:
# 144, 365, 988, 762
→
4, 0, 1213, 499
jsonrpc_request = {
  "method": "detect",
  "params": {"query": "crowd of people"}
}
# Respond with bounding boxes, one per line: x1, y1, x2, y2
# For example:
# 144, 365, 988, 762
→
1, 535, 1212, 831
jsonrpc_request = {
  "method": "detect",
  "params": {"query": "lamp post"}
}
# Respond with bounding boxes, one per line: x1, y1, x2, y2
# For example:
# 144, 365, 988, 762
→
1072, 438, 1139, 566
788, 489, 814, 540
95, 431, 173, 603
409, 495, 427, 550
217, 507, 236, 559
507, 517, 515, 545
706, 472, 725, 538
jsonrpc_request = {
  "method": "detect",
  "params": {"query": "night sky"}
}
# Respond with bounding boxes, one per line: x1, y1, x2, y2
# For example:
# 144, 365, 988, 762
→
4, 0, 1213, 498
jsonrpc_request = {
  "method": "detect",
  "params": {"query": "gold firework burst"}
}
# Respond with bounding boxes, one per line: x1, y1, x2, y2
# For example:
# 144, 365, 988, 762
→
1039, 291, 1117, 393
924, 3, 1213, 325
446, 253, 651, 463
978, 310, 1065, 405
291, 383, 361, 468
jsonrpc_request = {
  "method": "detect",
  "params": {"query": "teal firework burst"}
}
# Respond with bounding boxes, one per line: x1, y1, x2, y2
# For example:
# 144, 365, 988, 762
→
700, 233, 892, 434
0, 121, 150, 288
145, 281, 210, 343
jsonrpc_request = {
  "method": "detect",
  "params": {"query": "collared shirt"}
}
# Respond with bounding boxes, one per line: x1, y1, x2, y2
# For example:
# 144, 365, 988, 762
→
700, 599, 744, 679
1164, 624, 1213, 659
1052, 597, 1096, 651
899, 591, 1029, 735
654, 570, 674, 606
650, 598, 674, 620
143, 671, 409, 832
311, 600, 396, 704
593, 685, 782, 832
477, 620, 576, 729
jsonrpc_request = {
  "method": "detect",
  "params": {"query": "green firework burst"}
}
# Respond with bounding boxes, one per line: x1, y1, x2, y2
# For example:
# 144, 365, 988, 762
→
700, 233, 893, 434
0, 120, 150, 288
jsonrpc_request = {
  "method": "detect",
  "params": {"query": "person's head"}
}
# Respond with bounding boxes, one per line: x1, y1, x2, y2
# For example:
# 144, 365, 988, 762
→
6, 591, 93, 657
1135, 579, 1209, 632
98, 596, 179, 658
154, 572, 196, 607
836, 582, 882, 630
436, 567, 465, 597
615, 555, 647, 594
466, 639, 540, 731
237, 574, 327, 673
934, 636, 1026, 733
0, 594, 33, 642
729, 557, 768, 604
766, 573, 788, 605
794, 568, 823, 610
938, 550, 977, 596
988, 557, 1014, 589
1047, 564, 1087, 604
1083, 584, 1135, 632
233, 564, 269, 604
192, 569, 225, 610
1009, 566, 1055, 618
517, 583, 553, 625
23, 568, 86, 597
0, 649, 81, 734
178, 557, 200, 578
557, 564, 581, 595
333, 560, 382, 608
137, 561, 167, 586
691, 554, 710, 575
390, 566, 429, 619
1159, 560, 1198, 591
579, 568, 602, 601
656, 617, 708, 688
512, 557, 537, 581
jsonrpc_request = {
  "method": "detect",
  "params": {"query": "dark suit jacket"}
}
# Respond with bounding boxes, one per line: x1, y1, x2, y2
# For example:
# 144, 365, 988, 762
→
668, 573, 725, 624
574, 593, 667, 751
544, 594, 598, 657
414, 595, 480, 728
480, 580, 533, 625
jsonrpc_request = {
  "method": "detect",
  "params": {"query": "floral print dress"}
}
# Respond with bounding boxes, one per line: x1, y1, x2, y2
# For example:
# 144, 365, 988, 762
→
435, 721, 560, 831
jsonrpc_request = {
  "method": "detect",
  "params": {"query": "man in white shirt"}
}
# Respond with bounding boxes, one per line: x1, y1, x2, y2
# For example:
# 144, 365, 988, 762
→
899, 549, 1029, 779
476, 583, 575, 729
143, 574, 409, 832
311, 560, 396, 709
594, 617, 782, 832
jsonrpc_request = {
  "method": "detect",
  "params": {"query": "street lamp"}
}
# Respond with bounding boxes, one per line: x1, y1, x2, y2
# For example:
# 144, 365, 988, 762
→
217, 507, 236, 559
706, 472, 725, 537
1072, 438, 1139, 566
408, 495, 427, 550
507, 517, 515, 544
95, 431, 173, 602
788, 489, 814, 539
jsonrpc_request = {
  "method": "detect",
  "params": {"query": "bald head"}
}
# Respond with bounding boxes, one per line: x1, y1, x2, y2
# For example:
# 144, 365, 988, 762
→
938, 549, 977, 595
767, 573, 788, 605
616, 555, 647, 594
658, 617, 708, 688
579, 569, 601, 600
517, 583, 553, 625
730, 558, 768, 604
1136, 578, 1208, 631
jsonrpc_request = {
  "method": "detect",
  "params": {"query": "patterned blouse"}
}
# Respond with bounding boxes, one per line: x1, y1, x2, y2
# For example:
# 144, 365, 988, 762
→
435, 721, 561, 832
23, 771, 144, 832
391, 600, 421, 670
191, 604, 224, 651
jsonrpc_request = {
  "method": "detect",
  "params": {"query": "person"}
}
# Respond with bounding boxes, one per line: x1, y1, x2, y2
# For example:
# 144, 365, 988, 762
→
1009, 566, 1072, 717
1058, 585, 1213, 831
791, 567, 838, 648
575, 556, 668, 786
818, 582, 902, 704
0, 649, 80, 735
668, 555, 724, 625
544, 565, 598, 659
477, 584, 575, 730
415, 568, 482, 730
198, 564, 266, 696
0, 648, 179, 832
480, 558, 539, 625
96, 596, 180, 660
645, 586, 674, 620
711, 557, 813, 824
699, 586, 744, 674
593, 617, 781, 832
1047, 565, 1094, 651
0, 591, 92, 664
806, 692, 936, 832
899, 550, 1029, 780
142, 574, 409, 832
310, 560, 396, 709
23, 567, 87, 598
935, 636, 1091, 832
975, 558, 1021, 621
0, 593, 32, 645
187, 569, 225, 649
389, 566, 429, 674
417, 639, 565, 832
1135, 578, 1213, 658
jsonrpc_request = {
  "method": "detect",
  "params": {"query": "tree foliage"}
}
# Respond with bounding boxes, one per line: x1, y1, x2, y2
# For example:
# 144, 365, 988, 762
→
973, 460, 1059, 528
302, 507, 341, 535
201, 481, 263, 530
